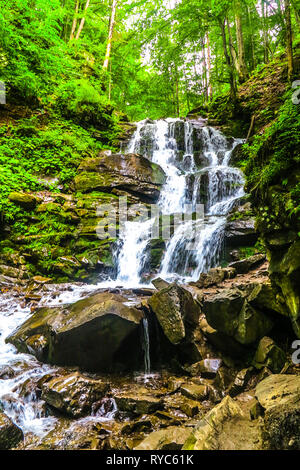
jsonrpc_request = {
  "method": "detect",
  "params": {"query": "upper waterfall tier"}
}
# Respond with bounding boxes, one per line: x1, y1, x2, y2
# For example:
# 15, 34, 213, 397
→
116, 118, 245, 286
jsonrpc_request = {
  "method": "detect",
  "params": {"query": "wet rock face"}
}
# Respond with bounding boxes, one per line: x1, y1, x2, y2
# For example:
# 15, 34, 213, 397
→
6, 291, 144, 372
148, 284, 201, 345
183, 395, 262, 450
0, 413, 23, 450
255, 374, 300, 450
202, 283, 276, 347
134, 426, 191, 451
74, 153, 166, 203
41, 372, 110, 417
253, 336, 286, 373
225, 218, 258, 247
228, 254, 266, 274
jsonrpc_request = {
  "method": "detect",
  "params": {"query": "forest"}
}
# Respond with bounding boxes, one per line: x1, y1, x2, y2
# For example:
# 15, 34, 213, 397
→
0, 0, 299, 453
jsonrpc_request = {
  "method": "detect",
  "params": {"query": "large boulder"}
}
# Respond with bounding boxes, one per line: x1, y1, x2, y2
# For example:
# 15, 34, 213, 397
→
255, 374, 300, 410
183, 396, 262, 450
263, 400, 300, 450
203, 287, 274, 346
148, 284, 201, 345
134, 426, 191, 450
256, 374, 300, 450
253, 337, 286, 373
225, 218, 258, 246
229, 254, 266, 274
74, 153, 166, 202
0, 413, 23, 450
114, 391, 163, 415
6, 291, 144, 372
40, 372, 110, 417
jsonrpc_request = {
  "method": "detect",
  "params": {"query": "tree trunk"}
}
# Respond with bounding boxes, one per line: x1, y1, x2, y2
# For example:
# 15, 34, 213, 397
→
70, 0, 79, 40
206, 31, 213, 100
247, 5, 256, 70
219, 18, 237, 100
75, 0, 90, 40
261, 0, 269, 63
284, 0, 294, 81
103, 0, 118, 70
202, 38, 208, 102
235, 1, 248, 82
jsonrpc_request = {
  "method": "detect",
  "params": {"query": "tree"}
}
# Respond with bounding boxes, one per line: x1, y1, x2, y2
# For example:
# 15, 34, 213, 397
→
103, 0, 118, 70
284, 0, 294, 81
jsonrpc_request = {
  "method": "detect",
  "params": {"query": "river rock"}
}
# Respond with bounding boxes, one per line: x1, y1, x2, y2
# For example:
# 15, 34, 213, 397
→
74, 153, 166, 202
148, 283, 200, 344
255, 374, 300, 410
225, 218, 258, 246
203, 288, 274, 345
151, 277, 170, 290
6, 291, 144, 372
8, 191, 41, 209
255, 374, 300, 450
183, 396, 262, 450
40, 372, 109, 417
263, 399, 300, 450
134, 426, 191, 450
253, 337, 286, 373
180, 383, 208, 401
114, 392, 163, 415
0, 413, 23, 449
228, 254, 266, 274
248, 280, 289, 317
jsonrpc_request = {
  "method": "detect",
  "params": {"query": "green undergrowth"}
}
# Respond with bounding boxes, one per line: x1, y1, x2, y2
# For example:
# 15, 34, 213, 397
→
0, 114, 119, 222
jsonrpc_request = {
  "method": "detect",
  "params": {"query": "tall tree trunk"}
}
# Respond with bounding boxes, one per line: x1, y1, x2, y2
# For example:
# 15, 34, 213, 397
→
261, 0, 269, 63
175, 66, 180, 117
235, 1, 248, 82
284, 0, 294, 81
226, 18, 240, 75
103, 0, 118, 70
247, 5, 256, 70
202, 38, 208, 102
206, 31, 213, 100
70, 0, 79, 41
219, 18, 237, 100
75, 0, 90, 40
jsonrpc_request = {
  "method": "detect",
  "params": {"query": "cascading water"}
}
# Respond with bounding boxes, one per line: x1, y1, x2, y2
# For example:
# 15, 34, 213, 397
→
115, 118, 244, 284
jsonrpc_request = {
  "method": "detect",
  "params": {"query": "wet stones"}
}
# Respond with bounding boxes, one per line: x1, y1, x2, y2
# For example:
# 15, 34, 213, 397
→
6, 291, 144, 372
40, 372, 110, 418
0, 413, 23, 450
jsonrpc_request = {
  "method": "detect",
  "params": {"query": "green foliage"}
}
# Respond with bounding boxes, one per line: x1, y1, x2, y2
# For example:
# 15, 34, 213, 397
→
0, 116, 111, 221
244, 92, 300, 193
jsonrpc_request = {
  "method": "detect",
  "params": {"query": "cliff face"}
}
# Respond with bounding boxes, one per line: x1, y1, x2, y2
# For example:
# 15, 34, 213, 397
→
190, 53, 300, 336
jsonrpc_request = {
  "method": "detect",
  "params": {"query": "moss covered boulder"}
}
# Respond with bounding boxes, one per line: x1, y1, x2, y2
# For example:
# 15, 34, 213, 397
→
74, 153, 166, 202
6, 291, 144, 372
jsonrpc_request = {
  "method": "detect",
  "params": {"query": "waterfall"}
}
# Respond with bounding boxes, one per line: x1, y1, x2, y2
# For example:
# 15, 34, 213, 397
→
114, 119, 245, 286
